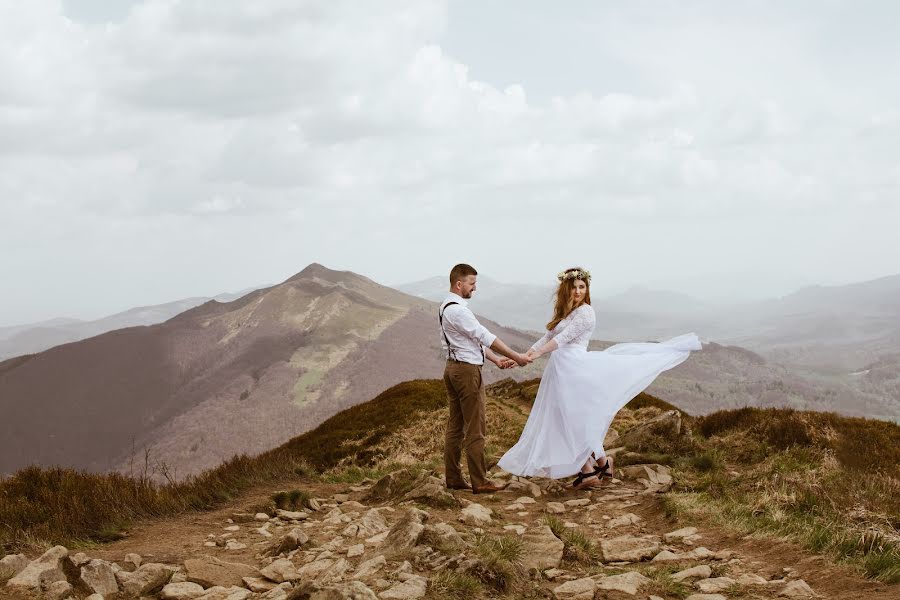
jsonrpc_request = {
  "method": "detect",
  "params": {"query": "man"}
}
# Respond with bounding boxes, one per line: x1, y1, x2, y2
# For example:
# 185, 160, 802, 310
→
439, 263, 531, 494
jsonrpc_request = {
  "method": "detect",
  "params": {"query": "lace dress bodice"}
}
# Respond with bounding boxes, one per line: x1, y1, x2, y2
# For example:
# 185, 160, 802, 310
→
530, 304, 596, 351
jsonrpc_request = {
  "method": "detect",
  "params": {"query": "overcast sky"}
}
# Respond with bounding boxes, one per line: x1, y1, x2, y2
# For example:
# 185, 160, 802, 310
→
2, 1, 899, 326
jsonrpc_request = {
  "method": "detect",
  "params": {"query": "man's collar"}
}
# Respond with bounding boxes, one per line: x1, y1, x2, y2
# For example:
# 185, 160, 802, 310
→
446, 292, 468, 306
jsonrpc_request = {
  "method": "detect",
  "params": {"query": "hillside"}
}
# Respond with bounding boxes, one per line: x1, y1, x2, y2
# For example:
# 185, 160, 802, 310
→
0, 264, 536, 478
2, 379, 897, 600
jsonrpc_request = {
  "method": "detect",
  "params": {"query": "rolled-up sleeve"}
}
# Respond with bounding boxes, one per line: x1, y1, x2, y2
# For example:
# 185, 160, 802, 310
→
446, 306, 497, 349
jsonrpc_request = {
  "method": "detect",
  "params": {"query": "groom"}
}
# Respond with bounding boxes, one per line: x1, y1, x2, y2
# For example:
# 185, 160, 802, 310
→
440, 263, 531, 494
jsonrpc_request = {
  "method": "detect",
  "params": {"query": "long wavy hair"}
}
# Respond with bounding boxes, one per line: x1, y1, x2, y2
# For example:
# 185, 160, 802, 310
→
546, 267, 592, 330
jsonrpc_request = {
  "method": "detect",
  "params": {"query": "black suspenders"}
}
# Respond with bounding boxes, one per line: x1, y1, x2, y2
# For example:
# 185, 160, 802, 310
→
439, 302, 486, 363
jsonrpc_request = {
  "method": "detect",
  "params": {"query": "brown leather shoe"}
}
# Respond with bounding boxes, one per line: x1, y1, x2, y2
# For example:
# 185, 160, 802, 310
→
472, 482, 509, 494
446, 481, 471, 491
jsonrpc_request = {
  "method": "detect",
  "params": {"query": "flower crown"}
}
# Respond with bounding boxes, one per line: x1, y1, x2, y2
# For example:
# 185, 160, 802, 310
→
557, 269, 591, 283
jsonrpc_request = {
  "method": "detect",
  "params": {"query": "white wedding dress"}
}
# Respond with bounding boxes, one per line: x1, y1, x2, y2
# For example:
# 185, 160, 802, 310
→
497, 304, 701, 479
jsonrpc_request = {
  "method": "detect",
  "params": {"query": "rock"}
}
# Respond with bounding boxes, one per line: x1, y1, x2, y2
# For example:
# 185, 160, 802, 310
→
401, 479, 459, 508
737, 573, 768, 585
521, 526, 564, 570
86, 594, 105, 600
244, 576, 279, 592
596, 571, 652, 595
6, 546, 73, 593
120, 563, 175, 597
353, 555, 386, 579
425, 522, 466, 548
80, 559, 120, 596
317, 558, 351, 584
379, 574, 427, 599
618, 410, 682, 449
266, 527, 311, 556
124, 553, 142, 571
607, 513, 642, 528
503, 524, 526, 535
298, 559, 336, 580
70, 552, 90, 567
458, 503, 492, 526
161, 581, 207, 600
0, 554, 29, 577
184, 556, 259, 588
344, 509, 389, 540
695, 577, 736, 593
685, 595, 728, 600
45, 579, 73, 600
382, 508, 428, 557
256, 513, 271, 521
260, 558, 302, 583
287, 580, 378, 599
564, 498, 591, 508
334, 494, 350, 503
347, 544, 365, 558
664, 526, 699, 542
276, 509, 309, 521
364, 469, 422, 503
651, 550, 681, 562
504, 502, 526, 511
553, 577, 596, 599
545, 502, 566, 514
672, 565, 712, 582
777, 579, 818, 598
260, 582, 292, 600
516, 496, 536, 504
504, 479, 542, 497
195, 585, 253, 600
224, 525, 240, 532
600, 536, 661, 562
225, 540, 247, 550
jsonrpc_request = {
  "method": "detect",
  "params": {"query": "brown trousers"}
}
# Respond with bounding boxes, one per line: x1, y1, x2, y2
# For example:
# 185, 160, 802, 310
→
443, 360, 488, 488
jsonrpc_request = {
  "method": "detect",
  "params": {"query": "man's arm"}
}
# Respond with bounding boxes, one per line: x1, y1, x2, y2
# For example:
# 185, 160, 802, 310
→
485, 347, 516, 369
446, 305, 530, 366
489, 337, 531, 367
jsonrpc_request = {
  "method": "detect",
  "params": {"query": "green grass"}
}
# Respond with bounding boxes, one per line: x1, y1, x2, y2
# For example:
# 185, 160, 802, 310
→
472, 533, 526, 591
539, 515, 597, 564
427, 571, 483, 599
0, 379, 448, 553
271, 489, 312, 511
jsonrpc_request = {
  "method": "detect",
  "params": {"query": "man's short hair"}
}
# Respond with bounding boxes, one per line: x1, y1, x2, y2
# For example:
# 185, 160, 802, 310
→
449, 263, 478, 285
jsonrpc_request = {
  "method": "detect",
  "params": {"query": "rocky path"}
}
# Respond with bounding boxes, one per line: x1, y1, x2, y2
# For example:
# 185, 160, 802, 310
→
4, 461, 897, 600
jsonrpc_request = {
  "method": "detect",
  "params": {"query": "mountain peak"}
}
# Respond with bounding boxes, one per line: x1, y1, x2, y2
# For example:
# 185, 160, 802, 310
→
286, 263, 370, 286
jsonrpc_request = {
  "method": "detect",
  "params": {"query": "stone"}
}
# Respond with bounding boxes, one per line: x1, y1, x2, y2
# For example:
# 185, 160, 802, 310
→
161, 581, 207, 600
521, 526, 564, 570
86, 594, 105, 600
260, 558, 301, 583
664, 526, 699, 542
737, 573, 768, 585
124, 553, 142, 571
45, 580, 73, 600
184, 556, 259, 588
564, 498, 590, 507
298, 559, 336, 580
195, 585, 253, 600
353, 555, 386, 579
289, 580, 378, 599
119, 563, 175, 597
317, 558, 351, 583
256, 513, 271, 521
276, 509, 309, 521
424, 522, 465, 548
224, 525, 240, 532
552, 577, 596, 599
458, 503, 492, 526
651, 550, 681, 562
401, 479, 459, 508
6, 546, 73, 593
684, 547, 715, 560
70, 552, 90, 567
347, 544, 365, 558
600, 536, 661, 562
777, 579, 817, 598
266, 527, 311, 557
695, 577, 736, 593
504, 502, 526, 511
364, 469, 422, 503
0, 554, 29, 577
334, 494, 350, 503
607, 513, 642, 528
224, 540, 247, 550
344, 509, 389, 539
382, 508, 428, 557
379, 574, 427, 599
545, 502, 566, 514
244, 576, 278, 592
80, 559, 120, 596
516, 496, 536, 504
672, 565, 712, 582
685, 595, 728, 600
503, 524, 526, 535
596, 571, 652, 595
504, 479, 542, 497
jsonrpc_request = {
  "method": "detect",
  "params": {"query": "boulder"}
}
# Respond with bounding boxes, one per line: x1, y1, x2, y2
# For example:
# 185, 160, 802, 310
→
364, 469, 421, 503
607, 513, 642, 528
265, 528, 311, 556
119, 563, 175, 597
552, 577, 596, 599
521, 526, 564, 570
161, 581, 207, 600
342, 509, 389, 540
0, 554, 29, 578
379, 574, 427, 599
458, 503, 492, 526
184, 557, 259, 588
545, 502, 566, 514
664, 526, 699, 542
400, 478, 459, 508
777, 579, 817, 598
6, 546, 74, 594
695, 577, 736, 593
195, 585, 253, 600
381, 508, 428, 557
260, 559, 302, 583
45, 580, 73, 600
596, 571, 652, 595
80, 559, 120, 596
285, 580, 378, 599
600, 536, 661, 562
672, 565, 712, 581
353, 555, 386, 580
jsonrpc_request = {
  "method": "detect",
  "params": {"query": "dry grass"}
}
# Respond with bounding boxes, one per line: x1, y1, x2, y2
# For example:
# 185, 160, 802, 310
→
0, 379, 447, 553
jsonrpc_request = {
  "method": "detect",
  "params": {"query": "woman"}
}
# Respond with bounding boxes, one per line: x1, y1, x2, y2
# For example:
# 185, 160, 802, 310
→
497, 267, 701, 489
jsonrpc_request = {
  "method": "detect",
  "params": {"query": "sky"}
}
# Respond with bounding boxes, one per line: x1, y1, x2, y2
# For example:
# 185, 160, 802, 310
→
2, 0, 899, 326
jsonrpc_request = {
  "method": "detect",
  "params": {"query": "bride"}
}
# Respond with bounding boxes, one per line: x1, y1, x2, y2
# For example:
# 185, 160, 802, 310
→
497, 267, 701, 489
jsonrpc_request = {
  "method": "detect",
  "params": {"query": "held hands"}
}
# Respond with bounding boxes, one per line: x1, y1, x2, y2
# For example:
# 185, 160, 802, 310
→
513, 352, 532, 367
496, 357, 517, 369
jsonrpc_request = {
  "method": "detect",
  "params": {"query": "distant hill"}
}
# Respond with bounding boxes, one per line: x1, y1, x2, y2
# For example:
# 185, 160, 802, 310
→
0, 287, 263, 361
0, 264, 536, 478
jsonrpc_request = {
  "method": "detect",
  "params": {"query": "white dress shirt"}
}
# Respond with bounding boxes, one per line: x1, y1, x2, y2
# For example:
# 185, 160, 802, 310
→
439, 293, 497, 365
